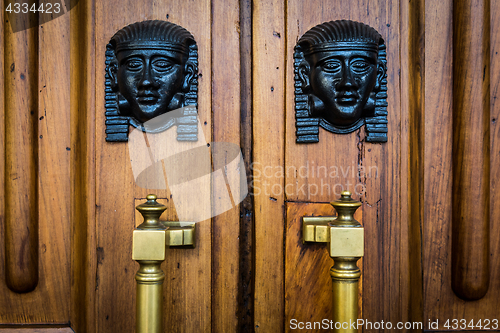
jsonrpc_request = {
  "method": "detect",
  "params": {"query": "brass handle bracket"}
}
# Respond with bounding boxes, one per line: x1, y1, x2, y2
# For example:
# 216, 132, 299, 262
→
301, 191, 364, 332
302, 191, 364, 256
302, 216, 335, 243
131, 194, 196, 333
163, 221, 196, 248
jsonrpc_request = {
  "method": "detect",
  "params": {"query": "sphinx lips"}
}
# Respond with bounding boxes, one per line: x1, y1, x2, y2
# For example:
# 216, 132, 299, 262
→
137, 92, 160, 104
335, 93, 359, 104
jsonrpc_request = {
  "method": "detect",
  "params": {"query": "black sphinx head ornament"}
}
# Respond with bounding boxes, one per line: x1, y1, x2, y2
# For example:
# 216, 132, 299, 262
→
105, 20, 198, 142
294, 20, 387, 143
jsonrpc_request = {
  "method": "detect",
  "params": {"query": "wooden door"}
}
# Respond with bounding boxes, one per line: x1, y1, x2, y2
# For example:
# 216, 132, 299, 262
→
1, 0, 499, 332
0, 0, 247, 331
269, 0, 500, 332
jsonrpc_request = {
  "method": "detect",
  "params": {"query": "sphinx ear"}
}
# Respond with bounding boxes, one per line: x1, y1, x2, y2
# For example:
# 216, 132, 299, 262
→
182, 61, 196, 92
107, 62, 119, 90
375, 60, 386, 91
309, 94, 325, 117
297, 61, 311, 91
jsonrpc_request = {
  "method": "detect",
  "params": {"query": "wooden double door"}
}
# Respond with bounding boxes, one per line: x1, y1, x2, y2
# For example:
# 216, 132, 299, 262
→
1, 0, 500, 332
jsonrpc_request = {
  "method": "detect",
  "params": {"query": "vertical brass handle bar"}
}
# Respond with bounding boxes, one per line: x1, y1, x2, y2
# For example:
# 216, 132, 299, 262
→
132, 195, 168, 333
329, 192, 363, 333
135, 261, 165, 333
330, 257, 361, 333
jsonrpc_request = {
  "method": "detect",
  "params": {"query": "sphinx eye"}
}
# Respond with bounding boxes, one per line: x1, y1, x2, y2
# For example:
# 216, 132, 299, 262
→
125, 59, 143, 71
350, 59, 373, 74
152, 58, 175, 72
321, 59, 342, 73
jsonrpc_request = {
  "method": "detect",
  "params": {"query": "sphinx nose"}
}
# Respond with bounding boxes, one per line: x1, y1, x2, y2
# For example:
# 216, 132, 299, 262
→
337, 66, 357, 89
139, 66, 158, 88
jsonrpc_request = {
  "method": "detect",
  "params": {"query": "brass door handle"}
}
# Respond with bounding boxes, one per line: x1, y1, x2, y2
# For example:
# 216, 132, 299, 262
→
302, 191, 364, 333
131, 194, 196, 333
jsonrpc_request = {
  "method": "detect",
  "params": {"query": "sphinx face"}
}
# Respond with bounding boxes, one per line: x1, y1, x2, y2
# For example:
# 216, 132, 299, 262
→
116, 48, 186, 123
308, 49, 378, 128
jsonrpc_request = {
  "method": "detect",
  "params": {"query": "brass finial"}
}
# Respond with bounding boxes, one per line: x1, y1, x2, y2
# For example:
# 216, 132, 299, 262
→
136, 194, 167, 229
330, 191, 362, 227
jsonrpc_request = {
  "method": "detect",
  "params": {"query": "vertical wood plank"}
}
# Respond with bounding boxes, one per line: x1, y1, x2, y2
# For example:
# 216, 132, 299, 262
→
237, 0, 254, 330
400, 0, 425, 330
252, 0, 285, 331
37, 3, 72, 320
69, 0, 97, 331
423, 0, 454, 325
490, 0, 500, 328
0, 1, 4, 318
451, 0, 490, 300
211, 0, 240, 331
4, 8, 39, 294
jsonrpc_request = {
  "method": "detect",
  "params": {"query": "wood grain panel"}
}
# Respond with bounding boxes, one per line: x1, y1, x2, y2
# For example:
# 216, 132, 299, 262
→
4, 9, 39, 294
0, 10, 71, 325
211, 0, 241, 331
284, 0, 401, 330
424, 0, 500, 328
95, 1, 211, 331
252, 0, 286, 331
69, 0, 97, 331
451, 0, 490, 301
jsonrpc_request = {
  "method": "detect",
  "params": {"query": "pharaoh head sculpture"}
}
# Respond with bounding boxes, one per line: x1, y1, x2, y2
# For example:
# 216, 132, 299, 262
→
294, 20, 387, 143
105, 20, 198, 141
